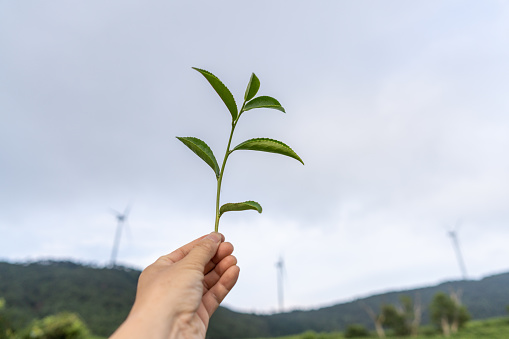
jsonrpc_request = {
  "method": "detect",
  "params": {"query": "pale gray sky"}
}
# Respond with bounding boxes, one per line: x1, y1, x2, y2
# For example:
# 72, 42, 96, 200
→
1, 1, 509, 313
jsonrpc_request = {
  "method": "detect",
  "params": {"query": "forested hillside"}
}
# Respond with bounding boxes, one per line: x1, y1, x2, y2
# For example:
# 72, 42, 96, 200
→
1, 261, 509, 338
0, 261, 138, 336
244, 272, 509, 337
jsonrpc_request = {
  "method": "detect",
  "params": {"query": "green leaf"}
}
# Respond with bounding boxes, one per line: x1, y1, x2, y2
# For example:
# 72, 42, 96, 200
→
244, 73, 260, 101
219, 201, 263, 218
233, 138, 304, 164
192, 67, 238, 120
243, 96, 285, 113
176, 137, 220, 177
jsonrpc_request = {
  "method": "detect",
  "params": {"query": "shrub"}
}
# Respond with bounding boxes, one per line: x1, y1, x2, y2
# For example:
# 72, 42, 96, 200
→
20, 312, 89, 339
344, 324, 370, 338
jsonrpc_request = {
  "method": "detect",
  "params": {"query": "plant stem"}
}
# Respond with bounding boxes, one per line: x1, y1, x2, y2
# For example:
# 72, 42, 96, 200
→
214, 103, 245, 232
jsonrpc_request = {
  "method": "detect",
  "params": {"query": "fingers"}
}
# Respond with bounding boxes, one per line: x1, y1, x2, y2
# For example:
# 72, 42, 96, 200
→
157, 233, 225, 264
180, 233, 223, 269
203, 254, 237, 292
202, 265, 240, 317
204, 242, 234, 274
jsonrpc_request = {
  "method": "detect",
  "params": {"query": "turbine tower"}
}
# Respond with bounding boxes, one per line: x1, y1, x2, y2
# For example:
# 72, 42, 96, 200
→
275, 256, 285, 312
110, 205, 131, 268
448, 220, 468, 280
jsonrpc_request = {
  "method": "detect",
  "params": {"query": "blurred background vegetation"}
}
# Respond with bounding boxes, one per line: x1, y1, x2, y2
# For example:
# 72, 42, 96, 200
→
1, 261, 509, 338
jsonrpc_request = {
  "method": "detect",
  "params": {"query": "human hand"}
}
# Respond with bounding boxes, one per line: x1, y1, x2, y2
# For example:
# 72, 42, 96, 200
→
110, 232, 239, 339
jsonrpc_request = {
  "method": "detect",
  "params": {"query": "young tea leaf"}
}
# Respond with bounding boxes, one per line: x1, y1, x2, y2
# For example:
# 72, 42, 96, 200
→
219, 201, 262, 218
244, 73, 260, 101
192, 67, 238, 120
233, 138, 304, 164
243, 96, 285, 113
178, 68, 303, 232
176, 137, 220, 178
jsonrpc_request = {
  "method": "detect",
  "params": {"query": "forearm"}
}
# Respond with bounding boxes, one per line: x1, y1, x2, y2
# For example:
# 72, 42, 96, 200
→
110, 308, 176, 339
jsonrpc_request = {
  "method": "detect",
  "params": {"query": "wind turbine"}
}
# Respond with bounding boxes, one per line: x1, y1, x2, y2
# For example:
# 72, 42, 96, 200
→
109, 205, 131, 268
447, 220, 468, 280
275, 256, 286, 312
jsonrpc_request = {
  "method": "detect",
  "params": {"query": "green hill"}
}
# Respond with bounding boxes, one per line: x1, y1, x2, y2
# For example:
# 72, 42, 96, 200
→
1, 261, 509, 338
0, 261, 138, 337
245, 273, 509, 337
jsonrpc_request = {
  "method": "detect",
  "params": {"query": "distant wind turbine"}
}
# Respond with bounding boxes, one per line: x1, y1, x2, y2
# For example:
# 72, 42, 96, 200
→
109, 205, 131, 268
275, 256, 286, 312
447, 220, 468, 280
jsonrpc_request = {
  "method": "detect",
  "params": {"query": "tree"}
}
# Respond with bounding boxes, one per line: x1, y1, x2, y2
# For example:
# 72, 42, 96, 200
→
399, 295, 422, 337
430, 291, 470, 336
379, 295, 422, 337
381, 304, 409, 336
360, 302, 385, 338
20, 312, 90, 339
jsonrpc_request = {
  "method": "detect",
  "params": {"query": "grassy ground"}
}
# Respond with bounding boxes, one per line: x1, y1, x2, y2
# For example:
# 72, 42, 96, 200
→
85, 317, 509, 339
252, 317, 509, 339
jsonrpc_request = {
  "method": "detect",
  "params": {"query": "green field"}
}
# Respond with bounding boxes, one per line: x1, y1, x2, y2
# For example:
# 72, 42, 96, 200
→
253, 317, 509, 339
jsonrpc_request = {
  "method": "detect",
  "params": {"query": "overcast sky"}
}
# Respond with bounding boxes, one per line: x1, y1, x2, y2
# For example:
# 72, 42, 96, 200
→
1, 1, 509, 314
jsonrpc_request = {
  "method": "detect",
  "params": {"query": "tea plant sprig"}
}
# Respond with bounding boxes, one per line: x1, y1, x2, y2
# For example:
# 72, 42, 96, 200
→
177, 68, 303, 232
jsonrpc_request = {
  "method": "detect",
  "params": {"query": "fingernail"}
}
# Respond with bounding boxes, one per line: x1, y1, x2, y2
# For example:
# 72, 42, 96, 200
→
206, 232, 221, 243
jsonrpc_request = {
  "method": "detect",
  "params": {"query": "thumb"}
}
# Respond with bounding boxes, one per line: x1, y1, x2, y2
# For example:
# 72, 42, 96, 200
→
182, 232, 223, 269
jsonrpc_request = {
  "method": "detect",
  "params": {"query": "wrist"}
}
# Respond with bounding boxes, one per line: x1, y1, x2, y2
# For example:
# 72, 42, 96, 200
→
111, 306, 177, 339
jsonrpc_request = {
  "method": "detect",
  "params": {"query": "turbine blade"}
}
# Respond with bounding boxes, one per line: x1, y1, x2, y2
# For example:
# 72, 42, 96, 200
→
110, 208, 121, 217
455, 218, 462, 231
123, 204, 132, 219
